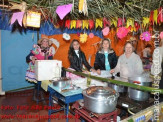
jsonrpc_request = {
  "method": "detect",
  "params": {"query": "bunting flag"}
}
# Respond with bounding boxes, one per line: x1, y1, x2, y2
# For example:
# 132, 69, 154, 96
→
149, 11, 154, 25
65, 20, 71, 29
126, 18, 134, 28
103, 18, 110, 28
76, 20, 82, 28
82, 20, 89, 29
89, 20, 94, 30
56, 4, 73, 20
110, 18, 117, 27
95, 18, 103, 28
11, 12, 24, 26
158, 7, 163, 24
70, 20, 76, 29
153, 9, 158, 25
142, 17, 149, 27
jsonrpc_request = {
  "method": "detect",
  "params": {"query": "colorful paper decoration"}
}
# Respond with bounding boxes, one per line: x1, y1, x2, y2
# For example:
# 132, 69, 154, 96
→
160, 32, 163, 39
102, 27, 109, 36
126, 18, 134, 28
89, 33, 94, 38
142, 17, 149, 27
103, 18, 110, 28
141, 31, 151, 41
10, 1, 27, 12
80, 33, 88, 43
11, 12, 24, 26
76, 20, 82, 29
82, 20, 89, 29
95, 18, 103, 28
117, 27, 129, 39
89, 20, 94, 30
111, 18, 117, 27
70, 20, 76, 29
149, 11, 154, 25
79, 0, 88, 16
56, 4, 73, 20
26, 11, 41, 28
134, 21, 140, 31
117, 18, 123, 27
158, 7, 163, 24
153, 9, 158, 24
63, 33, 70, 41
65, 20, 71, 29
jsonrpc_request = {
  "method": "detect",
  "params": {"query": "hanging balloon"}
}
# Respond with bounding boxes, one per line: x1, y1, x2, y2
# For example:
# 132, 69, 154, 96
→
89, 20, 94, 30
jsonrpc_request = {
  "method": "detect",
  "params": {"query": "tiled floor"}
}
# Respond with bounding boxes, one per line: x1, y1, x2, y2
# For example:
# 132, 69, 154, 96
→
0, 89, 77, 122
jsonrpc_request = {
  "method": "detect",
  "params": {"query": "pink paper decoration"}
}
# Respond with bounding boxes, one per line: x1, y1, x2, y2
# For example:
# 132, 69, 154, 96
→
160, 32, 163, 39
56, 4, 73, 20
102, 27, 109, 36
11, 12, 24, 26
89, 33, 94, 38
142, 31, 151, 41
117, 27, 129, 39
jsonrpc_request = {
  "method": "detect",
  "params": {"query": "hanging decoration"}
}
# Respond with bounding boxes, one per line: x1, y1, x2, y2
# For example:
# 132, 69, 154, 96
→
76, 20, 82, 29
82, 20, 89, 29
102, 27, 109, 36
160, 32, 163, 39
65, 20, 71, 29
10, 12, 24, 26
153, 9, 158, 24
117, 27, 129, 39
126, 18, 134, 28
117, 18, 123, 27
95, 18, 103, 29
89, 20, 94, 30
142, 17, 149, 27
158, 7, 163, 24
89, 33, 94, 38
56, 4, 73, 20
78, 0, 88, 16
103, 18, 110, 28
70, 20, 76, 29
24, 11, 41, 28
134, 21, 140, 31
80, 33, 88, 43
149, 11, 154, 25
110, 18, 117, 27
141, 31, 151, 41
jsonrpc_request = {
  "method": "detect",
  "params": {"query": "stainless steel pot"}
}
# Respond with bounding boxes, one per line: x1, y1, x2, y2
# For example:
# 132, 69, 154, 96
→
52, 77, 70, 88
82, 86, 119, 113
108, 83, 127, 93
128, 76, 152, 101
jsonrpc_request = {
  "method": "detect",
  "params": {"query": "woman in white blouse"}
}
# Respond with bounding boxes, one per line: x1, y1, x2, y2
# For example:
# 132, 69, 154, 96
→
110, 41, 144, 78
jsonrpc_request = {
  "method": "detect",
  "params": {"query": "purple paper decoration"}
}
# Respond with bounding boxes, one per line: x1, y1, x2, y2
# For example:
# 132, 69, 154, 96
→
11, 12, 24, 26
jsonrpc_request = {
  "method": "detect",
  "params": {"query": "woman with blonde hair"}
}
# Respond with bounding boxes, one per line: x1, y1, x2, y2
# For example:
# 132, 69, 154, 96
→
94, 38, 118, 75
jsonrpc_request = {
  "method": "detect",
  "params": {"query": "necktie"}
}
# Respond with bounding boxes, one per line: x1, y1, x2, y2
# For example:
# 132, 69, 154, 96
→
104, 52, 110, 71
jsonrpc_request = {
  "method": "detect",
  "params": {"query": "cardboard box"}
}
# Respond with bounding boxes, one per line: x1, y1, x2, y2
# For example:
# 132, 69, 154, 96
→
35, 60, 62, 81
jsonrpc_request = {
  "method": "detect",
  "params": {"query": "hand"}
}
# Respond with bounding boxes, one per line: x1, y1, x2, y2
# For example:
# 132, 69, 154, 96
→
110, 69, 115, 74
90, 68, 96, 73
82, 70, 89, 74
96, 69, 101, 75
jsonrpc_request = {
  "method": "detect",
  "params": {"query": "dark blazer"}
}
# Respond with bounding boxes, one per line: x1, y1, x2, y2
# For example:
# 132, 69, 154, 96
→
69, 50, 92, 72
94, 50, 118, 70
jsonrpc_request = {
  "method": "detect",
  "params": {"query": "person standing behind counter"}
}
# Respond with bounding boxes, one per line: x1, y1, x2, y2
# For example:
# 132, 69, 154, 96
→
94, 38, 118, 75
110, 41, 144, 79
68, 39, 96, 73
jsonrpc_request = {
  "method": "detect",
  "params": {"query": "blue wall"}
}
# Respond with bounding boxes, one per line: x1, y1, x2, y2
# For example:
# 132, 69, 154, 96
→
1, 30, 38, 91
